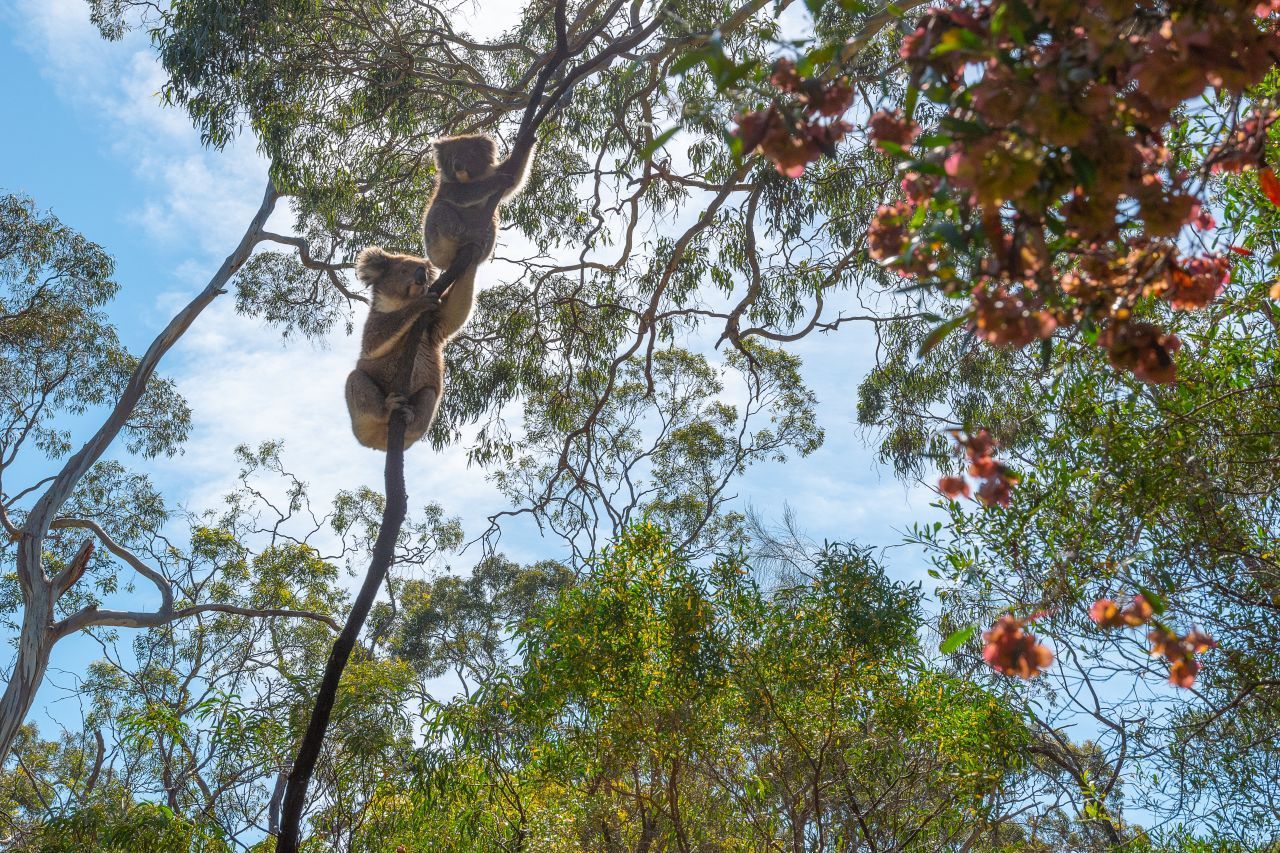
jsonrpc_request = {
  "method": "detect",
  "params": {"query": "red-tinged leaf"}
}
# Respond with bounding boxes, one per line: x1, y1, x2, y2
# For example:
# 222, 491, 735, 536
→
1090, 599, 1125, 629
938, 475, 970, 500
1229, 245, 1254, 256
1259, 167, 1280, 206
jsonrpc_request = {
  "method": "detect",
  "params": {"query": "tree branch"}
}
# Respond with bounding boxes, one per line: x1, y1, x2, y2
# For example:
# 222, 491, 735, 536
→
257, 230, 369, 307
53, 602, 342, 640
80, 729, 105, 803
50, 517, 171, 606
0, 503, 17, 539
21, 180, 281, 559
258, 232, 352, 273
276, 244, 479, 852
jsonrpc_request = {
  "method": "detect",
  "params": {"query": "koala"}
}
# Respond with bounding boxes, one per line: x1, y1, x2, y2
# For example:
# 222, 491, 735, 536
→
344, 246, 478, 451
421, 134, 533, 269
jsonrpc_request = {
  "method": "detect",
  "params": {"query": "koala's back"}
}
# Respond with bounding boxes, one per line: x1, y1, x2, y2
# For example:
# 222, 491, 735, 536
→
357, 328, 446, 396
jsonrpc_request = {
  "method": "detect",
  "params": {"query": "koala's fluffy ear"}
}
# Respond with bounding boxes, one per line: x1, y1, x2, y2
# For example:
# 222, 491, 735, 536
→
355, 246, 391, 285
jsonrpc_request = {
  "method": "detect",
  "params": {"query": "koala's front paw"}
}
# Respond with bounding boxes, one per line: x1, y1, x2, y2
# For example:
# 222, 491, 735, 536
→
384, 393, 411, 417
419, 292, 442, 312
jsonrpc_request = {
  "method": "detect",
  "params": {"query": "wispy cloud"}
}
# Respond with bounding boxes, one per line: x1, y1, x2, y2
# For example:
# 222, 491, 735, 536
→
7, 0, 939, 581
9, 0, 268, 257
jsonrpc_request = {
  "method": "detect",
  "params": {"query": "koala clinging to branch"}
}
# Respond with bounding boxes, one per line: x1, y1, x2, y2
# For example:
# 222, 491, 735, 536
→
344, 246, 477, 451
422, 134, 534, 269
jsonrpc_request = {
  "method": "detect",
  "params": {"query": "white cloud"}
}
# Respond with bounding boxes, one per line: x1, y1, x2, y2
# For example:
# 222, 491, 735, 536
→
8, 0, 117, 92
7, 0, 943, 578
9, 0, 269, 257
461, 0, 532, 40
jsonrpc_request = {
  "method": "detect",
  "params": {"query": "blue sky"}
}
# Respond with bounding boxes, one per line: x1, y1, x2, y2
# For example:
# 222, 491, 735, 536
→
1, 0, 946, 730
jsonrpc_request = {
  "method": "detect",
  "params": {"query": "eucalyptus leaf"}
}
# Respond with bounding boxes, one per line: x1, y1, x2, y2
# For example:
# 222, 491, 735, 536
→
940, 626, 977, 654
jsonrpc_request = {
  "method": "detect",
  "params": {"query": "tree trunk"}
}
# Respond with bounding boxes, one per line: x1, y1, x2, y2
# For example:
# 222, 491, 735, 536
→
0, 571, 54, 760
275, 247, 478, 853
0, 181, 279, 765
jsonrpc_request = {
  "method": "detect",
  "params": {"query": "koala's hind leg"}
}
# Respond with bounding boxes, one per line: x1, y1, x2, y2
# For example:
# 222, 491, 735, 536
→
401, 387, 441, 449
346, 369, 390, 451
423, 206, 464, 269
424, 233, 461, 270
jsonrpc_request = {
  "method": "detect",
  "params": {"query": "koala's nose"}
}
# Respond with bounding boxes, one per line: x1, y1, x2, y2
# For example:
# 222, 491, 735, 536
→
414, 266, 427, 284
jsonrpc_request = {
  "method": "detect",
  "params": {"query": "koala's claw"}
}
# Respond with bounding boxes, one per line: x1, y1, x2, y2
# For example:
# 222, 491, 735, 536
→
384, 393, 412, 418
421, 292, 442, 311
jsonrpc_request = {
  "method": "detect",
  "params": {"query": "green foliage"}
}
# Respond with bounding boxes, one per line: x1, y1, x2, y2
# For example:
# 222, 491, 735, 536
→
0, 726, 229, 850
857, 313, 1040, 477
0, 193, 190, 461
18, 441, 466, 848
233, 248, 354, 340
20, 802, 228, 852
357, 523, 1028, 851
388, 554, 572, 684
0, 194, 193, 633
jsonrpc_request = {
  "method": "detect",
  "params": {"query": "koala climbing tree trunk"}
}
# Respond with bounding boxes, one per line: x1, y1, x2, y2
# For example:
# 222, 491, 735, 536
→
276, 244, 476, 852
275, 0, 656, 844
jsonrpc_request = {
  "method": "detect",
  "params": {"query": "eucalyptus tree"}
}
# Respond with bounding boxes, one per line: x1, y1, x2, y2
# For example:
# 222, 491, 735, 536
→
0, 440, 462, 849
492, 343, 822, 562
354, 524, 1042, 851
853, 83, 1280, 847
0, 0, 915, 843
87, 0, 907, 550
0, 191, 352, 762
44, 0, 1276, 843
53, 4, 910, 839
889, 293, 1280, 844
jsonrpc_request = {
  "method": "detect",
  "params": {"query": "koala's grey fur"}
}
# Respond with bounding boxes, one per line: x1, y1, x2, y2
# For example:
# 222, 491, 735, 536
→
344, 246, 477, 451
421, 134, 533, 269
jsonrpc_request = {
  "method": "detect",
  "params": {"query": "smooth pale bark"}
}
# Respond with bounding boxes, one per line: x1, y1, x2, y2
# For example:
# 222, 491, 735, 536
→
0, 182, 281, 761
0, 584, 55, 760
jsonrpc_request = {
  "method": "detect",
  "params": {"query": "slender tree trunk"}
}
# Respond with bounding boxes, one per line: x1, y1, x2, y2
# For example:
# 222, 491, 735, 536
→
275, 247, 477, 853
0, 572, 54, 758
0, 181, 279, 763
268, 767, 289, 836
